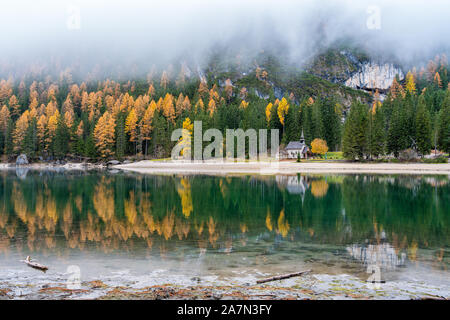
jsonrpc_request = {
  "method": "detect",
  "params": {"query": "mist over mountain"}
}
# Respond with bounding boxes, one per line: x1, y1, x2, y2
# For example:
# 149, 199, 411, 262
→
1, 0, 450, 79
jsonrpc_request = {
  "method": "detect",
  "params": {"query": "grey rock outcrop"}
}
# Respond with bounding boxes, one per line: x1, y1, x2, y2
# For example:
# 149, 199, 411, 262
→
16, 154, 29, 166
345, 62, 404, 91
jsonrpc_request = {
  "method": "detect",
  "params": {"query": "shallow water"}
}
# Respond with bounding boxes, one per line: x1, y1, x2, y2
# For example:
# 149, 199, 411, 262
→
0, 170, 448, 298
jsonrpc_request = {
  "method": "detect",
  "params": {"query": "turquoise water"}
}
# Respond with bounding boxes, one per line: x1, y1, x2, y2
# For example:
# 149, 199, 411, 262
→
0, 170, 448, 291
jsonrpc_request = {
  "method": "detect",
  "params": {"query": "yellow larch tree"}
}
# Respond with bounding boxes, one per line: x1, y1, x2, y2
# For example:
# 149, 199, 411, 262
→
177, 117, 194, 158
46, 109, 60, 150
195, 98, 204, 112
140, 103, 156, 156
390, 78, 405, 100
8, 95, 20, 118
94, 111, 116, 158
176, 93, 184, 116
239, 100, 249, 109
182, 96, 191, 112
405, 71, 417, 95
0, 105, 10, 131
162, 93, 175, 123
277, 97, 289, 126
37, 114, 47, 151
13, 110, 30, 152
64, 110, 75, 129
209, 86, 219, 102
125, 108, 139, 145
207, 98, 216, 116
198, 81, 209, 98
265, 102, 273, 124
434, 72, 442, 88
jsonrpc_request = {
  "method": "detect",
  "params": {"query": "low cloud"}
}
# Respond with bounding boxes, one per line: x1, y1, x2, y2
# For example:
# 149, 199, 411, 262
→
1, 0, 449, 77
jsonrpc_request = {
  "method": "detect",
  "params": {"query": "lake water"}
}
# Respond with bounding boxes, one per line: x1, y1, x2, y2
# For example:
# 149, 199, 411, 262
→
0, 170, 449, 297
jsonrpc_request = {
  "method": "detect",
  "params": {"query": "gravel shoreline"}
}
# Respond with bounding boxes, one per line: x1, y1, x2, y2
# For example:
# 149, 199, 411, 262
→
113, 160, 450, 175
1, 273, 448, 300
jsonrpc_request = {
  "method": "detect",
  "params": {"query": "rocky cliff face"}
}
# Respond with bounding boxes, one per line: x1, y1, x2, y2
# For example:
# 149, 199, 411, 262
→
344, 62, 404, 91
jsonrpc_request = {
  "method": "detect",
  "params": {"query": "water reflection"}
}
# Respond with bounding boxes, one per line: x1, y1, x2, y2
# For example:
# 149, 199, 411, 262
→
0, 171, 448, 272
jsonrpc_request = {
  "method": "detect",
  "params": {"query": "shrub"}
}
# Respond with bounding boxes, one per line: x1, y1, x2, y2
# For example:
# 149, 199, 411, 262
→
422, 156, 448, 164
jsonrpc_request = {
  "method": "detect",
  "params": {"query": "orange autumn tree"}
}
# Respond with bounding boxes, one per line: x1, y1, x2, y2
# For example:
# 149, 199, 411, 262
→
0, 105, 10, 136
311, 138, 328, 156
9, 95, 20, 118
94, 111, 116, 158
13, 110, 30, 152
162, 93, 175, 123
434, 72, 442, 88
125, 108, 139, 154
207, 98, 216, 116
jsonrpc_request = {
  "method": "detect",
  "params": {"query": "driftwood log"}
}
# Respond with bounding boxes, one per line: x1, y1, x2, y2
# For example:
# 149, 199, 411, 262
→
256, 270, 311, 284
21, 256, 48, 272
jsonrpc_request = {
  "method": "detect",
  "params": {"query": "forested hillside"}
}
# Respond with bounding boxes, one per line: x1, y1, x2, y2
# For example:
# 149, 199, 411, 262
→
0, 52, 448, 161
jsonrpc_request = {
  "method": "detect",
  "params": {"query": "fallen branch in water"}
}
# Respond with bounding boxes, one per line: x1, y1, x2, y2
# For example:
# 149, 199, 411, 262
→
20, 256, 48, 272
256, 270, 311, 284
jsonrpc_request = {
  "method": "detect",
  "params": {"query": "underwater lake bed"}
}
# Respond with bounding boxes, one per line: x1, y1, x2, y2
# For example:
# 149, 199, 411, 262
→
0, 170, 448, 299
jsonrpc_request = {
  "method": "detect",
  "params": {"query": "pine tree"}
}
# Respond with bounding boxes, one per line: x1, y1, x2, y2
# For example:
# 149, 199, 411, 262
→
342, 102, 368, 160
387, 100, 408, 158
437, 91, 450, 153
140, 103, 156, 156
23, 117, 37, 157
125, 108, 138, 153
115, 113, 126, 159
415, 96, 432, 156
320, 98, 341, 151
367, 107, 385, 158
53, 116, 70, 158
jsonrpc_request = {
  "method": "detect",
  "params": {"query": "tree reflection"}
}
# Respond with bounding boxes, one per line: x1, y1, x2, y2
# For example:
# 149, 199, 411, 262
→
0, 171, 447, 268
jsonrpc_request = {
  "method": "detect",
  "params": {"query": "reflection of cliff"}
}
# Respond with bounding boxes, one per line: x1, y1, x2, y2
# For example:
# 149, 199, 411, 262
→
346, 242, 407, 270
